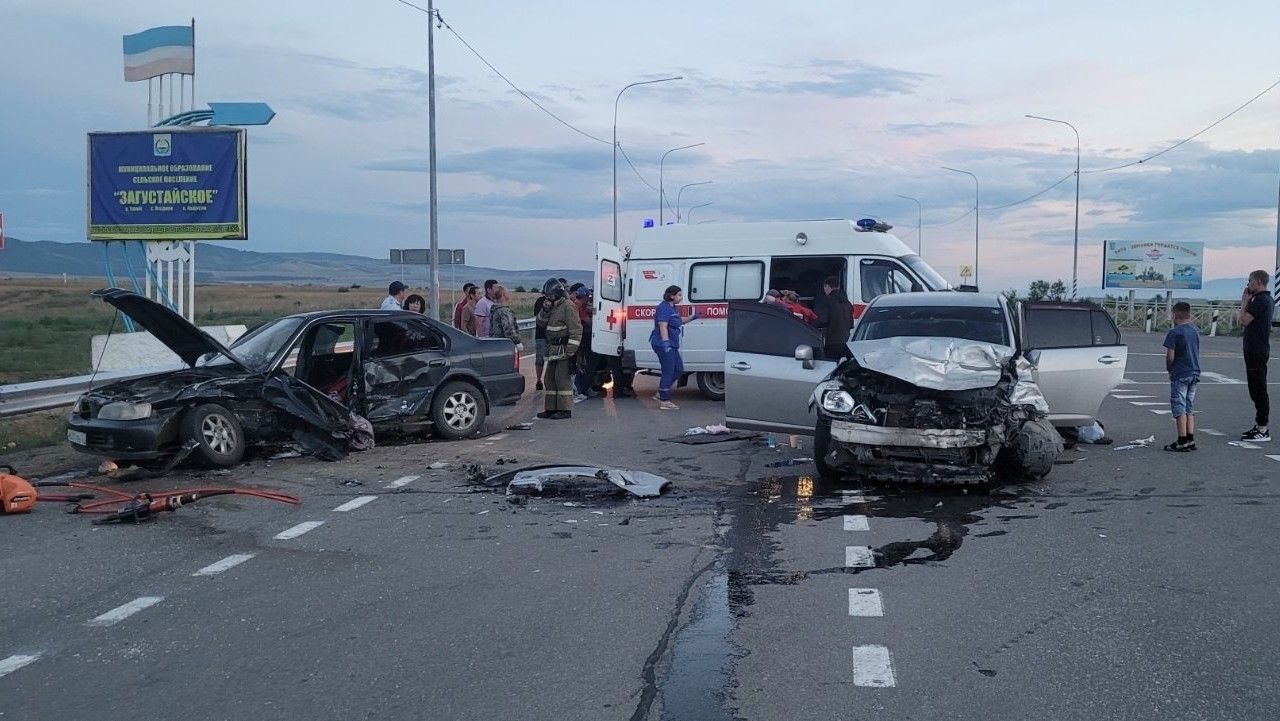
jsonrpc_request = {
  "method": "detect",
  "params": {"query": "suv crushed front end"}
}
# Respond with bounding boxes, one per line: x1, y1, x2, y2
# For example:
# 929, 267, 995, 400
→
812, 337, 1062, 485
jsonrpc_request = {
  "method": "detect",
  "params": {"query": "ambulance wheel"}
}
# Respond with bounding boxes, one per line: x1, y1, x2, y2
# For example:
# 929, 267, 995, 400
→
696, 372, 726, 401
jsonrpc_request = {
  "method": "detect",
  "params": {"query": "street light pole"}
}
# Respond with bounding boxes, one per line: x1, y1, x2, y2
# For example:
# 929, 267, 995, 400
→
676, 181, 712, 222
1027, 114, 1081, 299
426, 0, 441, 320
613, 75, 682, 246
686, 202, 713, 224
942, 167, 980, 289
895, 194, 922, 256
659, 142, 704, 225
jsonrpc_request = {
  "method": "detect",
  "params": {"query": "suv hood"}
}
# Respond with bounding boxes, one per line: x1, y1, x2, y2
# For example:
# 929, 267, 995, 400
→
849, 336, 1015, 392
94, 288, 248, 371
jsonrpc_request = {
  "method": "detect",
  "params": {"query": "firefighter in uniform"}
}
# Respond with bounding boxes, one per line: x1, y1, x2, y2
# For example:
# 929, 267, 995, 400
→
537, 278, 583, 419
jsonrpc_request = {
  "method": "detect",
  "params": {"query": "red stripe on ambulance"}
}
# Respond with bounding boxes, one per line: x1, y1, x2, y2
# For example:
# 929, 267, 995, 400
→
626, 303, 729, 321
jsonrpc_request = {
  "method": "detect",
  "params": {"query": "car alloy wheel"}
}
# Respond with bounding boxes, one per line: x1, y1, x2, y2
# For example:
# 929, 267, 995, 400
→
201, 413, 237, 455
442, 391, 479, 431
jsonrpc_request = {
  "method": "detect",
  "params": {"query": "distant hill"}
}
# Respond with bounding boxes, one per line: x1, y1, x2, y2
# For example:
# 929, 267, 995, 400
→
0, 237, 590, 290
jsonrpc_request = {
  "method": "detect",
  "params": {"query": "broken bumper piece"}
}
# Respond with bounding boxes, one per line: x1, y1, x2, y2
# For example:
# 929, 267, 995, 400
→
492, 465, 672, 498
829, 420, 986, 449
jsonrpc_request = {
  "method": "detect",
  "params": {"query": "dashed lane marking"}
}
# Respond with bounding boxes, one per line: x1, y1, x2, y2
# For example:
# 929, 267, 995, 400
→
1267, 455, 1280, 463
848, 589, 884, 617
1201, 371, 1244, 385
851, 645, 897, 687
1129, 401, 1166, 406
840, 491, 866, 504
1201, 429, 1226, 436
386, 475, 420, 489
0, 654, 41, 678
333, 496, 377, 512
846, 546, 875, 568
192, 553, 256, 577
87, 596, 163, 627
843, 515, 870, 531
1112, 394, 1153, 399
1149, 409, 1173, 415
273, 521, 325, 540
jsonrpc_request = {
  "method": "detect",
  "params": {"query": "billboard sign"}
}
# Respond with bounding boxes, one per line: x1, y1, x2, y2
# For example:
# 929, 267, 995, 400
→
1103, 240, 1204, 290
87, 128, 247, 240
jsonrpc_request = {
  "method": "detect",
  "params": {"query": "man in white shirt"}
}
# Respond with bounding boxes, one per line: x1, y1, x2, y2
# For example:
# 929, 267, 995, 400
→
381, 281, 409, 310
474, 278, 498, 336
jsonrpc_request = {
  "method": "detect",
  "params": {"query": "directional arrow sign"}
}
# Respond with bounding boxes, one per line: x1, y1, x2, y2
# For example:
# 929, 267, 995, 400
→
207, 102, 276, 126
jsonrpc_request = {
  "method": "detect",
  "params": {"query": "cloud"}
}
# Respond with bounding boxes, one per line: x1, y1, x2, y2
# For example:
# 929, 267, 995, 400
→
769, 60, 931, 97
886, 121, 972, 136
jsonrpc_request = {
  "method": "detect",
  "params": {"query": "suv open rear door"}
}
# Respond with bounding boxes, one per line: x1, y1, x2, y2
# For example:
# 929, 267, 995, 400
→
593, 242, 626, 356
1019, 301, 1127, 426
724, 301, 837, 435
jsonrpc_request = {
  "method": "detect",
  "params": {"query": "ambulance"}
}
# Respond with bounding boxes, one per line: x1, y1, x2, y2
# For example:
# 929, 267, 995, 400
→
590, 219, 952, 400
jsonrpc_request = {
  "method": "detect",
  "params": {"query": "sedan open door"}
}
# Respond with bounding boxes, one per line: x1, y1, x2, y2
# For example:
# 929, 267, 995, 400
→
1019, 301, 1128, 426
724, 301, 839, 435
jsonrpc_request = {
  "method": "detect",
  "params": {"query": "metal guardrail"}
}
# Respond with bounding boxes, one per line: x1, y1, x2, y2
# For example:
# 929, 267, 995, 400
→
0, 318, 539, 418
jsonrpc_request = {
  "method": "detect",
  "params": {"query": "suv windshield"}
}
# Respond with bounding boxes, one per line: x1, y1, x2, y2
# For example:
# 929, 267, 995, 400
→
198, 317, 303, 372
854, 305, 1008, 345
901, 254, 951, 291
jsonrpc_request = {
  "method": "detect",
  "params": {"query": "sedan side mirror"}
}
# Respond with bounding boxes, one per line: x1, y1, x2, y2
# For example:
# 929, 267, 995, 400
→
1024, 349, 1041, 367
795, 344, 815, 370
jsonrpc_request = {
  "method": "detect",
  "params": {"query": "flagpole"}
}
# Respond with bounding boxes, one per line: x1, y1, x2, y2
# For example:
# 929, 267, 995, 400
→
190, 17, 196, 110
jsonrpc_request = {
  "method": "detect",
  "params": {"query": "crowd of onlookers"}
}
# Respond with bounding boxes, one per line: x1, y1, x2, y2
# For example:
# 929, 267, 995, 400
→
379, 279, 524, 349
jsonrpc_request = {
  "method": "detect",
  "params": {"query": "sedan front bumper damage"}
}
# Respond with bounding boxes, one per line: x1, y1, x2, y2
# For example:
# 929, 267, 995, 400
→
829, 420, 987, 449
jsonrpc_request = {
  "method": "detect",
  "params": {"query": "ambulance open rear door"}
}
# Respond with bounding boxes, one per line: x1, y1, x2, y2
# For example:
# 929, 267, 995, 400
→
593, 241, 626, 356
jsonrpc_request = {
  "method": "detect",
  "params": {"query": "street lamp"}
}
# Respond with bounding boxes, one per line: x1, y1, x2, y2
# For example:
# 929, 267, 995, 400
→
676, 181, 712, 222
659, 142, 704, 225
613, 75, 682, 245
895, 194, 922, 256
1027, 114, 1081, 299
686, 202, 713, 224
942, 166, 980, 289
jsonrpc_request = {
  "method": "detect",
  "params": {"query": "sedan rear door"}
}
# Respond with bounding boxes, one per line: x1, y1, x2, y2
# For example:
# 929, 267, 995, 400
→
724, 300, 838, 435
362, 316, 453, 422
1019, 302, 1128, 426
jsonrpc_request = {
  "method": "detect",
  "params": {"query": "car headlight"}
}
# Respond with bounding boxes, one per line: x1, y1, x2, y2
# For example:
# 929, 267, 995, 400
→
97, 402, 153, 421
821, 390, 855, 414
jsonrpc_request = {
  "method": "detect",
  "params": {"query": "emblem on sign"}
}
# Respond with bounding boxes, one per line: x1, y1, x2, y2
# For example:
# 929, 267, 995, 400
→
153, 133, 172, 157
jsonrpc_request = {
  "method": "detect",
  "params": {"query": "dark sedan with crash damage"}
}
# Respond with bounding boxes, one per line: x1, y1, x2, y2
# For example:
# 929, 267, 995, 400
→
67, 289, 524, 467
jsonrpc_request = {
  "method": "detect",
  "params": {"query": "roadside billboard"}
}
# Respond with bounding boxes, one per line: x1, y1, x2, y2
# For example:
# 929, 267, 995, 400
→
1102, 240, 1204, 290
87, 128, 247, 240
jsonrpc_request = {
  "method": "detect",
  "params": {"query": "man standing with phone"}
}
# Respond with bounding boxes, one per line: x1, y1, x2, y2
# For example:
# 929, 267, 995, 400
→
1239, 269, 1274, 441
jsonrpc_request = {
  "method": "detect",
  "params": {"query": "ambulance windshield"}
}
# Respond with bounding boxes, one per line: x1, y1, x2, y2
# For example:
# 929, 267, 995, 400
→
902, 254, 951, 291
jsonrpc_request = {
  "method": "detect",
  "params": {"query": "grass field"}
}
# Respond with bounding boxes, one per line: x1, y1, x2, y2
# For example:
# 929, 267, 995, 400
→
0, 278, 539, 384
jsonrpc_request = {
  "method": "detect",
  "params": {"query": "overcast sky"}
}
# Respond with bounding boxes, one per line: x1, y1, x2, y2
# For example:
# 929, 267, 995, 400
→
3, 0, 1280, 290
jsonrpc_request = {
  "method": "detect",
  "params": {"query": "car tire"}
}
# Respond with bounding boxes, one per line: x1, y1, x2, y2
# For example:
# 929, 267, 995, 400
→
696, 372, 726, 401
181, 403, 246, 468
431, 381, 487, 439
813, 417, 843, 480
1005, 417, 1063, 479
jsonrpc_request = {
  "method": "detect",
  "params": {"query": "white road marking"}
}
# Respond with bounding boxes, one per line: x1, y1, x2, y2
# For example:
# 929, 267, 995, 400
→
1112, 394, 1154, 399
87, 596, 163, 627
840, 491, 866, 504
851, 645, 897, 687
386, 475, 420, 489
1129, 401, 1166, 406
333, 496, 377, 512
0, 654, 41, 678
843, 514, 870, 531
192, 553, 255, 577
1201, 429, 1226, 436
489, 433, 508, 441
1228, 441, 1261, 449
1267, 455, 1280, 463
1149, 409, 1173, 415
1201, 371, 1244, 385
848, 588, 884, 617
846, 546, 875, 568
273, 521, 325, 540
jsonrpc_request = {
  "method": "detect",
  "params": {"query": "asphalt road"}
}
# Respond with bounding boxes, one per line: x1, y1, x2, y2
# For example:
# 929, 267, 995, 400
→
1, 330, 1277, 720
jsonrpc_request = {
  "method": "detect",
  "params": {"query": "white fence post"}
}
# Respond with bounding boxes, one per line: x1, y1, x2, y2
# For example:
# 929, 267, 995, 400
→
1210, 307, 1220, 337
1144, 305, 1154, 333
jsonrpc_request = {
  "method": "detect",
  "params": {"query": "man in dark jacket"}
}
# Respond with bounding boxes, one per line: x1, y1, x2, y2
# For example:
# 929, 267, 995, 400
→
1239, 269, 1274, 441
815, 276, 853, 360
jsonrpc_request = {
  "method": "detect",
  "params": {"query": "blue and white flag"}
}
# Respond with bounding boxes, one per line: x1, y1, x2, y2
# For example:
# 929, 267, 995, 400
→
123, 25, 194, 82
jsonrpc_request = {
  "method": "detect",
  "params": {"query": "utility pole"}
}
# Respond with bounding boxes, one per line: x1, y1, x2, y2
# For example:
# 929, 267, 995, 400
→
426, 0, 441, 319
1027, 115, 1081, 299
612, 76, 681, 245
895, 194, 922, 256
942, 167, 980, 289
659, 142, 703, 225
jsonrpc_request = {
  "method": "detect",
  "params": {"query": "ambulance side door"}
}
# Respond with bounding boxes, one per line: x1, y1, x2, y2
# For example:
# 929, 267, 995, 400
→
592, 242, 625, 356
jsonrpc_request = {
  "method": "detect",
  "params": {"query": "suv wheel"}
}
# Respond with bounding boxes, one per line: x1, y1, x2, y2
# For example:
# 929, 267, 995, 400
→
813, 417, 843, 480
182, 403, 246, 468
431, 381, 487, 439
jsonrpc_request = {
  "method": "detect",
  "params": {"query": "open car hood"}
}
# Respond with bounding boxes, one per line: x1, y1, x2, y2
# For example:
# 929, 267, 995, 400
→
848, 336, 1016, 392
93, 288, 248, 371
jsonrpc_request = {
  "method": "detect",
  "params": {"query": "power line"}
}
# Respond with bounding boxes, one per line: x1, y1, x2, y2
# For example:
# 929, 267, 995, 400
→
984, 172, 1075, 210
925, 207, 974, 228
1081, 75, 1280, 174
396, 1, 612, 146
617, 143, 658, 191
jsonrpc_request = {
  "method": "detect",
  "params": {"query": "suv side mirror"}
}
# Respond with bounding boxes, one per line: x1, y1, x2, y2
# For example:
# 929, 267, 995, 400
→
795, 344, 815, 370
1024, 349, 1041, 367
